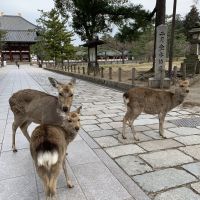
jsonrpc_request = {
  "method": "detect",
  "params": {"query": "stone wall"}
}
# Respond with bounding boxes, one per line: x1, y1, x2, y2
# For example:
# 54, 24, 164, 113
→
44, 67, 134, 92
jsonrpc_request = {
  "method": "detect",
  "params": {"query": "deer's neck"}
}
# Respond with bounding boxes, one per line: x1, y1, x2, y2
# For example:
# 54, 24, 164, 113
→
171, 92, 185, 109
62, 124, 78, 144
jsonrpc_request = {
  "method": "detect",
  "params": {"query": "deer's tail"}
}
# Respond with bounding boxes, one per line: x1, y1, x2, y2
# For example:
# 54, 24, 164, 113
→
123, 92, 129, 106
36, 141, 58, 169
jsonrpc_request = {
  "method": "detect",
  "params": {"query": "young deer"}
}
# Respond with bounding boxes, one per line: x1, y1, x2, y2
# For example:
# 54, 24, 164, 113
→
30, 106, 82, 199
9, 77, 76, 152
122, 80, 189, 140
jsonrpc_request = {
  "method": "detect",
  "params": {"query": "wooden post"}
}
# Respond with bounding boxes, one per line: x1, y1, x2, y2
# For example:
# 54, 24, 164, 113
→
87, 67, 90, 75
78, 66, 80, 74
172, 66, 177, 85
193, 61, 198, 76
183, 63, 186, 80
74, 66, 76, 73
132, 68, 136, 85
118, 67, 122, 82
67, 66, 69, 72
83, 67, 85, 74
109, 67, 112, 79
101, 67, 104, 78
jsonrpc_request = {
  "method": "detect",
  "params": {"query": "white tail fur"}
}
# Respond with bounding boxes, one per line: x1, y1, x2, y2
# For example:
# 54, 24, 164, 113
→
123, 96, 129, 106
37, 151, 58, 168
123, 96, 129, 107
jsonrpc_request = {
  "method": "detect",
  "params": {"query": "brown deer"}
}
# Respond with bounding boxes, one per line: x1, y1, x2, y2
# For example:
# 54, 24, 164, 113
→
9, 77, 76, 152
122, 80, 189, 141
30, 106, 82, 199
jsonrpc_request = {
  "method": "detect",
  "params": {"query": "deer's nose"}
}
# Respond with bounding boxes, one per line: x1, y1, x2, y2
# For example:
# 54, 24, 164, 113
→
63, 106, 69, 112
75, 127, 79, 131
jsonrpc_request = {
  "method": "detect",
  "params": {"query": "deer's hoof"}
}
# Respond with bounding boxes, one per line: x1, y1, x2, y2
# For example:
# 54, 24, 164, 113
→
134, 136, 140, 141
12, 145, 18, 152
13, 149, 18, 153
67, 181, 74, 188
122, 135, 127, 139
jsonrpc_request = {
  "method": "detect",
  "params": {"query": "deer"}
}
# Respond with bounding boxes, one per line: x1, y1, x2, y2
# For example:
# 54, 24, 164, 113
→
30, 106, 82, 200
122, 80, 189, 141
9, 77, 76, 152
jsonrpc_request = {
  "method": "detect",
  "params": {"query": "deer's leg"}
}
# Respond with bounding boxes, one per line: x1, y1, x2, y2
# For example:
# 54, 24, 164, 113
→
62, 159, 74, 188
12, 121, 19, 152
122, 112, 129, 139
158, 113, 167, 138
20, 121, 31, 142
37, 168, 50, 198
129, 119, 139, 141
129, 109, 141, 141
48, 176, 57, 198
48, 164, 61, 198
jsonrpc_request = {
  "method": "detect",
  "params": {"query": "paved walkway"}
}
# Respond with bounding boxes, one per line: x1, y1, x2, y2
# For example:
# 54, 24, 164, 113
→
0, 65, 200, 200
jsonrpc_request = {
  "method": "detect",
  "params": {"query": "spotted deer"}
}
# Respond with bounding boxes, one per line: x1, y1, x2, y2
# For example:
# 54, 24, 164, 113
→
122, 80, 189, 140
9, 77, 76, 152
30, 106, 81, 199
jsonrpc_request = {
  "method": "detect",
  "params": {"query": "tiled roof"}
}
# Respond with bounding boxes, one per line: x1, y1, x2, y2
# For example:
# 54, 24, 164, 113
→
0, 15, 37, 30
5, 30, 37, 42
0, 15, 37, 42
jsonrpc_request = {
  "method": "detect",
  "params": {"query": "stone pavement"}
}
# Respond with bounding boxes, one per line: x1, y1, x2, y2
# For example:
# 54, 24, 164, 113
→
0, 65, 200, 200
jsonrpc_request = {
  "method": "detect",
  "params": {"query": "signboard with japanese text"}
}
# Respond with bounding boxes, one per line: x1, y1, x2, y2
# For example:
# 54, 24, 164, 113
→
89, 47, 96, 62
155, 24, 167, 80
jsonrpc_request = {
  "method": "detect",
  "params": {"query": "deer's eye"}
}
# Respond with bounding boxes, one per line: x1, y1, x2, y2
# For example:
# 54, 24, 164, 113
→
78, 119, 80, 121
68, 120, 72, 123
59, 93, 63, 96
69, 94, 73, 97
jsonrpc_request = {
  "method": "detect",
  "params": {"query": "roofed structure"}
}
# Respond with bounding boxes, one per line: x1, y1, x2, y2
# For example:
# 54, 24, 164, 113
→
0, 14, 37, 63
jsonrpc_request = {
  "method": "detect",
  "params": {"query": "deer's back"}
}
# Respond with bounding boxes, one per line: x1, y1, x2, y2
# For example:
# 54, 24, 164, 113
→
9, 89, 55, 113
9, 89, 63, 125
127, 87, 174, 114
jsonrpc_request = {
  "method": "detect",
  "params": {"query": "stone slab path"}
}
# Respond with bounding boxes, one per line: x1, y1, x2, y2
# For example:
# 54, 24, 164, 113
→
1, 65, 200, 200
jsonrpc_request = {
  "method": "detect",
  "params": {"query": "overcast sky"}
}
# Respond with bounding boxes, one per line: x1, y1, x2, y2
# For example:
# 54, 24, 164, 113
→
0, 0, 198, 45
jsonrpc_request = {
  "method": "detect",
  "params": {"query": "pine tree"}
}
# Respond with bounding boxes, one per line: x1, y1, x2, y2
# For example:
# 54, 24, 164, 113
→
183, 5, 200, 40
35, 9, 75, 66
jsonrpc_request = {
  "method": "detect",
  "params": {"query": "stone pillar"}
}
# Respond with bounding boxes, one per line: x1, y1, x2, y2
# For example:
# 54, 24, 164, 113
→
149, 24, 170, 88
182, 22, 200, 74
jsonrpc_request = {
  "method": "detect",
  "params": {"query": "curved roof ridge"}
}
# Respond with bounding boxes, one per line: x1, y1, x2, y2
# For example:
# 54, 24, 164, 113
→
1, 15, 37, 27
0, 15, 37, 30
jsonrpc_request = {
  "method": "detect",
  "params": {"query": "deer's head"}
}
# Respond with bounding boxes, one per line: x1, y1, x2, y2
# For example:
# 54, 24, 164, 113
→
172, 80, 189, 104
178, 80, 189, 93
63, 106, 82, 133
48, 77, 76, 113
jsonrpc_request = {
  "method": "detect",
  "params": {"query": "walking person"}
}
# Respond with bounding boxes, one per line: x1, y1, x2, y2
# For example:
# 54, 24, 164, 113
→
15, 61, 20, 69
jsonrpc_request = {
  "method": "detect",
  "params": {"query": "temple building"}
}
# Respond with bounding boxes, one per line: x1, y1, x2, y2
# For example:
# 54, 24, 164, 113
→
0, 13, 37, 62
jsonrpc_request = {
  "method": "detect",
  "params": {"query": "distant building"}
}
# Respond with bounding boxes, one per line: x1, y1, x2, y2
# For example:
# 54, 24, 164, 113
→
0, 13, 37, 62
97, 49, 129, 60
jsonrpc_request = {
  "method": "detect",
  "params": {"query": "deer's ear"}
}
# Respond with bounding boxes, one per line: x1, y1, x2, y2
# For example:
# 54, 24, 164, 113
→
48, 77, 61, 88
69, 78, 76, 86
76, 106, 82, 114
